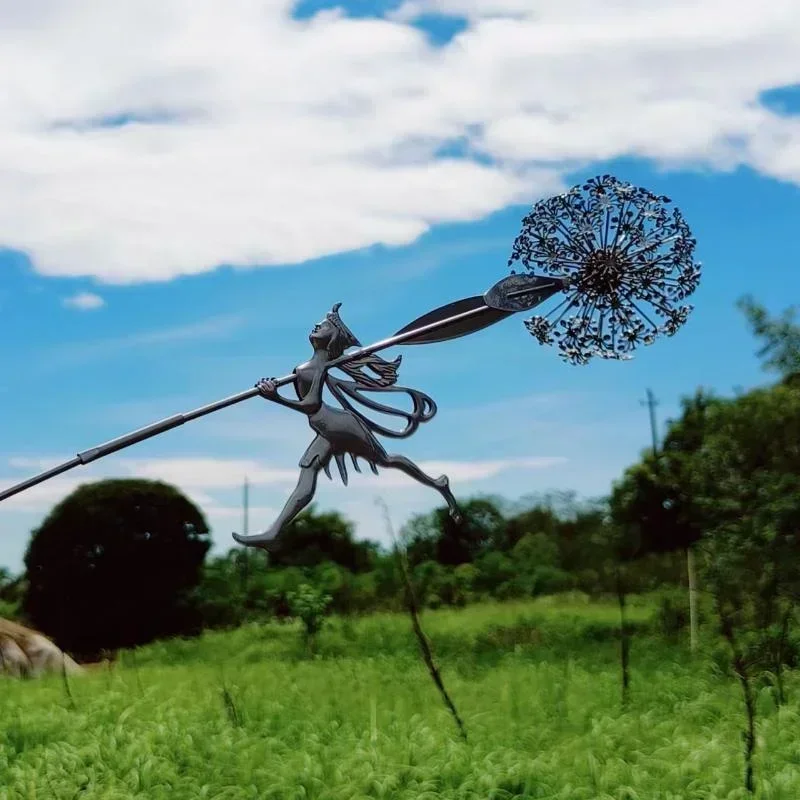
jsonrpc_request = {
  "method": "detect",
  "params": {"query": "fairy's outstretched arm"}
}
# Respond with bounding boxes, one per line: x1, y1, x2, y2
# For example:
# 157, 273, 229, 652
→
255, 368, 325, 416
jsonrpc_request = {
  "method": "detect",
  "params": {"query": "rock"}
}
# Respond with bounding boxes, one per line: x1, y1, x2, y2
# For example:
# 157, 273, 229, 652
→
0, 618, 83, 678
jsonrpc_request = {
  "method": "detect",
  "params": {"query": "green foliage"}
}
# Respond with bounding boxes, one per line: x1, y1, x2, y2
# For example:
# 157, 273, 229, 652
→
687, 384, 800, 691
0, 568, 24, 622
404, 497, 506, 566
287, 583, 332, 639
738, 294, 800, 381
0, 598, 21, 621
610, 389, 718, 559
265, 505, 377, 572
609, 330, 800, 783
655, 586, 691, 639
183, 492, 684, 629
22, 478, 211, 659
0, 599, 798, 798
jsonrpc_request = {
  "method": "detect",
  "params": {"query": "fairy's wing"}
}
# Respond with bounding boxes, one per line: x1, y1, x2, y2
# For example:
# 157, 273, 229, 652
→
324, 367, 437, 439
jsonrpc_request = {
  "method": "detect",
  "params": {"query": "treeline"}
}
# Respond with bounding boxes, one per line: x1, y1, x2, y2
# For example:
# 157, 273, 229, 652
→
7, 481, 686, 663
2, 293, 797, 794
192, 494, 686, 629
2, 294, 797, 688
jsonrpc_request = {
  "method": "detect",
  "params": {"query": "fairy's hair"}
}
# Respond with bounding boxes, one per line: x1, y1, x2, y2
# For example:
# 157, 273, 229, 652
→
325, 303, 360, 358
326, 303, 401, 388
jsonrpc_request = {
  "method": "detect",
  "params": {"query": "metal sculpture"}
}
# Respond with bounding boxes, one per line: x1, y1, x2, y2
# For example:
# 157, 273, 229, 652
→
510, 174, 700, 365
0, 175, 701, 551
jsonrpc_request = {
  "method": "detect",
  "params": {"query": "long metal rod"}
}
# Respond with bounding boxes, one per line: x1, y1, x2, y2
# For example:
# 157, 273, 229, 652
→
0, 277, 565, 504
0, 302, 494, 504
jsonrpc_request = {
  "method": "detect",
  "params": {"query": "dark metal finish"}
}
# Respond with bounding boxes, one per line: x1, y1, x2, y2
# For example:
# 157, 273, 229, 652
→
230, 274, 565, 549
509, 174, 701, 365
0, 458, 83, 501
483, 273, 566, 313
393, 296, 510, 345
0, 177, 701, 523
0, 273, 560, 507
0, 392, 263, 502
232, 302, 467, 550
394, 272, 565, 345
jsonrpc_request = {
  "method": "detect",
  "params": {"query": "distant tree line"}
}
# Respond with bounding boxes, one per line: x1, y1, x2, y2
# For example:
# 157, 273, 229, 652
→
191, 491, 687, 629
5, 474, 690, 661
3, 296, 799, 760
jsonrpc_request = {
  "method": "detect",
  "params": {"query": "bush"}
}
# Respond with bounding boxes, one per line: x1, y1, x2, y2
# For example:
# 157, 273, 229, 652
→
656, 587, 690, 639
287, 583, 332, 641
23, 479, 210, 660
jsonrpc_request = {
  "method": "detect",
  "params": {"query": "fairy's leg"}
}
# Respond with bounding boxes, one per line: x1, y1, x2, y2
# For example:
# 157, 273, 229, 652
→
232, 437, 332, 550
232, 466, 320, 550
376, 453, 462, 523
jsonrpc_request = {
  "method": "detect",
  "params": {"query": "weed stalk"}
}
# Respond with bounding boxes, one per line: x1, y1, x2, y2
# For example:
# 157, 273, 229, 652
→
376, 497, 468, 743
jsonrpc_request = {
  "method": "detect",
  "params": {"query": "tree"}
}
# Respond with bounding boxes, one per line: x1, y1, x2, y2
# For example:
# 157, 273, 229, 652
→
23, 479, 211, 660
264, 505, 376, 572
504, 503, 560, 552
610, 390, 720, 651
610, 391, 716, 557
738, 295, 800, 383
685, 384, 800, 793
613, 376, 800, 792
287, 583, 332, 653
402, 497, 506, 567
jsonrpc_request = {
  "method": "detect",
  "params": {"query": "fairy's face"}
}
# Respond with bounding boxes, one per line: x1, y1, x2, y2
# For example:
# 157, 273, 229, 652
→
309, 318, 335, 349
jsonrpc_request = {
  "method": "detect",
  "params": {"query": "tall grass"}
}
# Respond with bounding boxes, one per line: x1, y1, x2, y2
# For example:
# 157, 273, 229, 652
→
0, 596, 796, 799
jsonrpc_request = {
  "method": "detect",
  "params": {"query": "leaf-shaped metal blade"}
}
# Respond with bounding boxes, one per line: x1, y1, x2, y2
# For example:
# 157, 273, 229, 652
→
483, 273, 566, 312
393, 295, 510, 345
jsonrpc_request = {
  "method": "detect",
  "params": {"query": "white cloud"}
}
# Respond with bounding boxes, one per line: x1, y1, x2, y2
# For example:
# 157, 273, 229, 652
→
124, 457, 298, 489
369, 456, 566, 487
0, 476, 84, 513
0, 0, 799, 283
62, 291, 104, 310
0, 452, 563, 514
42, 313, 249, 367
204, 504, 277, 523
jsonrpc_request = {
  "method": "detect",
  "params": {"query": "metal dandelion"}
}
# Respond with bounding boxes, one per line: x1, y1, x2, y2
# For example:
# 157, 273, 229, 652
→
508, 174, 701, 365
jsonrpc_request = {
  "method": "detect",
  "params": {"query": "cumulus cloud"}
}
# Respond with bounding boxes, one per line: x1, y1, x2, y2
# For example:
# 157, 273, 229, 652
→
0, 0, 798, 284
0, 452, 563, 512
62, 291, 105, 310
42, 312, 250, 369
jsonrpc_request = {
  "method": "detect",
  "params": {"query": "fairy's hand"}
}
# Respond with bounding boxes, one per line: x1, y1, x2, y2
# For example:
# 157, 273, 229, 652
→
255, 377, 279, 398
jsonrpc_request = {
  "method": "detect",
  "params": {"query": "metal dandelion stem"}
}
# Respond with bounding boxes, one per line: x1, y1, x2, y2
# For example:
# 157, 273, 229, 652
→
509, 174, 701, 365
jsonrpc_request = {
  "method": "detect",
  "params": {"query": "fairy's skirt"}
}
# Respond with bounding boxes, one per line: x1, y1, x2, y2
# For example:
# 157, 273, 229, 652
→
299, 405, 387, 480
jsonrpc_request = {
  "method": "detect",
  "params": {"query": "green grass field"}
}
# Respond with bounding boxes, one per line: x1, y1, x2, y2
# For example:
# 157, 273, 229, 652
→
1, 597, 798, 799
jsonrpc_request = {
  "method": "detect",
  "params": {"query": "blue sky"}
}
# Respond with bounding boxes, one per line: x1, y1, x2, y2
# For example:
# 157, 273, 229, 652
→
0, 0, 799, 571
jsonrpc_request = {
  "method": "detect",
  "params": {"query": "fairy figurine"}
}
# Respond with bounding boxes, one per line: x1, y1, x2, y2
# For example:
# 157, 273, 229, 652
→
232, 303, 462, 550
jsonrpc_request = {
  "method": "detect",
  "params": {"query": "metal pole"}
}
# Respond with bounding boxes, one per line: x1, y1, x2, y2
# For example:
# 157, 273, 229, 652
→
641, 388, 698, 653
0, 303, 494, 504
240, 476, 250, 594
244, 476, 249, 539
641, 388, 659, 456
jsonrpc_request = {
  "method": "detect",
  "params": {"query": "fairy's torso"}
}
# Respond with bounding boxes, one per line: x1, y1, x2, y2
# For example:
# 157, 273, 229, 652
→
293, 360, 318, 400
295, 359, 352, 423
293, 358, 381, 456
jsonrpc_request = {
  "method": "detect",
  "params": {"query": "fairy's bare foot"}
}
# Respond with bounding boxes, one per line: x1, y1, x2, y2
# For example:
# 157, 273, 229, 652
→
435, 475, 462, 523
232, 530, 280, 551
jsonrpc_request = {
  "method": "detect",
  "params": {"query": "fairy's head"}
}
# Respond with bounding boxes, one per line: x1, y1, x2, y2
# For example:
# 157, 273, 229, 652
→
309, 302, 361, 359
